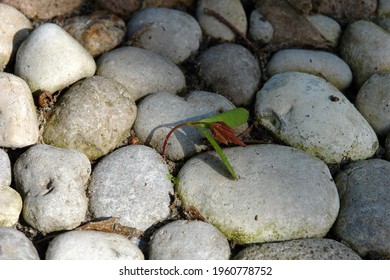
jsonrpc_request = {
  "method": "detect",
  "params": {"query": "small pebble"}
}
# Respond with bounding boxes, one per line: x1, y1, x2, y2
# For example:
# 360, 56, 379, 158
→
46, 230, 144, 260
149, 220, 231, 260
249, 9, 273, 44
198, 43, 261, 106
0, 227, 39, 260
14, 144, 91, 233
88, 145, 173, 231
127, 7, 202, 64
305, 14, 341, 47
96, 46, 186, 101
0, 186, 22, 227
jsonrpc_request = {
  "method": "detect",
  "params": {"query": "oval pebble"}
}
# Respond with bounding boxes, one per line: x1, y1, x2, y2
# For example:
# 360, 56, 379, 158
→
0, 186, 22, 227
355, 73, 390, 139
97, 46, 186, 101
197, 0, 247, 41
43, 76, 137, 161
134, 91, 246, 161
255, 72, 379, 164
0, 226, 39, 260
266, 49, 353, 91
13, 144, 91, 233
127, 7, 201, 64
305, 14, 341, 47
249, 9, 273, 44
234, 238, 361, 260
46, 230, 144, 260
149, 220, 230, 260
198, 43, 261, 106
63, 12, 126, 57
15, 23, 96, 94
333, 159, 390, 259
0, 72, 39, 148
340, 20, 390, 88
88, 145, 173, 231
177, 144, 339, 244
0, 3, 32, 70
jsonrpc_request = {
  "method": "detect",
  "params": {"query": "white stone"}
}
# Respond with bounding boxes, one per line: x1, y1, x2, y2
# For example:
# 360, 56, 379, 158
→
177, 144, 339, 244
14, 144, 91, 233
306, 14, 341, 47
149, 220, 230, 260
15, 23, 96, 94
0, 149, 11, 187
249, 9, 273, 44
0, 72, 39, 148
267, 49, 352, 91
127, 7, 202, 64
0, 227, 39, 260
255, 72, 379, 164
45, 230, 144, 260
0, 186, 22, 227
0, 3, 32, 70
96, 46, 186, 101
88, 145, 173, 231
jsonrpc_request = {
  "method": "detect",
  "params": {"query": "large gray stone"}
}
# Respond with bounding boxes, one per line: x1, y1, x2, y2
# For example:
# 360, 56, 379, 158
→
14, 144, 91, 233
88, 145, 173, 231
255, 72, 379, 164
149, 220, 230, 260
0, 227, 39, 260
333, 159, 390, 259
43, 76, 137, 160
177, 144, 339, 244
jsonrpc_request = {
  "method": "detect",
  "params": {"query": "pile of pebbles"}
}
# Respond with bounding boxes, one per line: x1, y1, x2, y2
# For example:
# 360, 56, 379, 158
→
0, 0, 389, 260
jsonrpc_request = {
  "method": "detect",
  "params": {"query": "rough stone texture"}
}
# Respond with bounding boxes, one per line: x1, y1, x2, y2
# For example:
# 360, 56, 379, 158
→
43, 76, 137, 161
333, 159, 390, 259
267, 49, 352, 91
63, 12, 126, 57
0, 0, 83, 19
198, 43, 261, 106
149, 220, 230, 260
0, 186, 22, 227
14, 144, 91, 233
88, 145, 173, 231
255, 72, 379, 164
0, 72, 39, 148
15, 23, 96, 94
177, 144, 339, 244
0, 226, 39, 260
355, 73, 390, 139
45, 230, 144, 260
340, 20, 390, 88
249, 9, 273, 44
127, 7, 202, 64
0, 149, 11, 187
234, 238, 361, 260
197, 0, 247, 42
134, 91, 246, 161
0, 3, 32, 70
96, 0, 142, 19
96, 46, 186, 101
305, 14, 341, 47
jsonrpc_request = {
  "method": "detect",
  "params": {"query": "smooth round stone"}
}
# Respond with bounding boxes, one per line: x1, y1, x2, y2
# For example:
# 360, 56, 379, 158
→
198, 43, 261, 106
333, 159, 390, 259
234, 238, 361, 260
249, 9, 273, 44
305, 14, 341, 47
14, 144, 91, 233
266, 49, 352, 91
177, 144, 339, 244
355, 73, 390, 139
0, 186, 22, 227
97, 46, 186, 101
0, 227, 39, 260
127, 8, 202, 64
0, 72, 39, 148
0, 149, 11, 187
0, 3, 32, 70
43, 76, 137, 161
88, 145, 173, 232
149, 220, 230, 260
386, 133, 390, 160
1, 0, 83, 20
255, 72, 379, 164
63, 12, 126, 57
15, 23, 96, 94
197, 0, 247, 41
340, 20, 390, 88
134, 91, 246, 161
46, 230, 144, 260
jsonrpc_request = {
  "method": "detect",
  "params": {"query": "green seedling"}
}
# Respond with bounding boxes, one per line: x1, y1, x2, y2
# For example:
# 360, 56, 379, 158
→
162, 108, 249, 180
